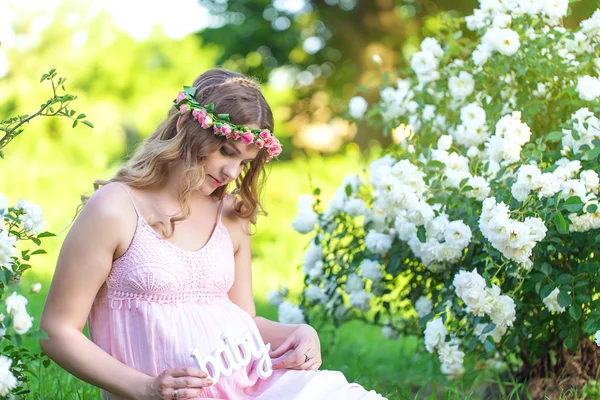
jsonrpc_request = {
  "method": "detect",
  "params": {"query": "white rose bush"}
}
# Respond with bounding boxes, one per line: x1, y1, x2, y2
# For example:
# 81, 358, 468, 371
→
284, 1, 600, 390
0, 70, 91, 397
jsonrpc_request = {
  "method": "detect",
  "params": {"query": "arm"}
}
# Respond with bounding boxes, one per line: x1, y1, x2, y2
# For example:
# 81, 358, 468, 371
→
227, 217, 321, 370
40, 185, 210, 399
40, 185, 153, 398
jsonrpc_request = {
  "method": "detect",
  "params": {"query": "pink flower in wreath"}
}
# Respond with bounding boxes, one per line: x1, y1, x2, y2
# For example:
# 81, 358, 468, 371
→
176, 92, 186, 103
220, 124, 232, 135
202, 115, 213, 129
255, 138, 265, 148
192, 109, 206, 122
180, 104, 190, 114
264, 136, 275, 147
259, 130, 271, 140
241, 131, 254, 145
232, 130, 241, 140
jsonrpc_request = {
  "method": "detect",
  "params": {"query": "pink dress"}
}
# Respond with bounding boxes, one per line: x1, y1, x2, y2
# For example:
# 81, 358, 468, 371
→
88, 184, 387, 400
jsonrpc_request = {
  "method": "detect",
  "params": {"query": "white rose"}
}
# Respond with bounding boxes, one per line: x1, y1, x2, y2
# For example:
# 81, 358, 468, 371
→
12, 311, 33, 335
267, 289, 285, 306
31, 283, 42, 294
490, 295, 516, 327
348, 96, 368, 119
466, 9, 488, 31
437, 342, 465, 367
420, 38, 444, 58
424, 318, 447, 353
359, 259, 383, 282
0, 355, 18, 396
444, 220, 472, 249
576, 75, 600, 101
0, 230, 17, 269
278, 301, 305, 324
5, 292, 27, 316
448, 71, 475, 99
437, 135, 453, 151
543, 288, 566, 313
410, 51, 439, 75
16, 199, 44, 235
415, 296, 433, 318
304, 285, 327, 304
580, 170, 599, 193
349, 290, 372, 312
345, 273, 364, 294
344, 198, 367, 217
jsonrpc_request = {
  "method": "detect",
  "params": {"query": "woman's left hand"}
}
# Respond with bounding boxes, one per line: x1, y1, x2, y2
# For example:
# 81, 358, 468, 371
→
269, 324, 322, 371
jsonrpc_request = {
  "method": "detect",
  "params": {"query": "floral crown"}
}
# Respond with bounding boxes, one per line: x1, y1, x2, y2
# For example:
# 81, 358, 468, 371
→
174, 86, 282, 162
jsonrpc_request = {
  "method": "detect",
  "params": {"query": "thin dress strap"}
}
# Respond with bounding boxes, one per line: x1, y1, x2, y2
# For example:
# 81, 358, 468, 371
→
115, 182, 141, 218
216, 194, 228, 223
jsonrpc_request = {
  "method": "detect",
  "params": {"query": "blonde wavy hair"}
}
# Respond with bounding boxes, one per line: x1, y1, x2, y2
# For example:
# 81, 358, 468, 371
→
83, 68, 274, 237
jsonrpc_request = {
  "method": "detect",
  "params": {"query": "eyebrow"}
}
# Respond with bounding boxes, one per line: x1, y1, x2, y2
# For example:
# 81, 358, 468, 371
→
227, 142, 257, 161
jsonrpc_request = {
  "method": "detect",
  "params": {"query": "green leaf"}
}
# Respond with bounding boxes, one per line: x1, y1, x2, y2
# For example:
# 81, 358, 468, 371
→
72, 120, 78, 128
588, 146, 600, 160
345, 184, 352, 197
37, 231, 56, 238
82, 120, 94, 128
40, 73, 49, 82
569, 305, 582, 321
483, 337, 495, 353
30, 249, 47, 255
482, 323, 496, 334
564, 335, 577, 351
587, 204, 598, 213
557, 291, 572, 308
30, 237, 41, 246
417, 226, 426, 243
76, 113, 86, 119
426, 160, 445, 169
556, 274, 572, 285
217, 113, 231, 122
183, 86, 197, 97
554, 212, 568, 234
562, 196, 584, 213
584, 319, 599, 333
313, 187, 321, 196
0, 268, 11, 286
546, 131, 563, 142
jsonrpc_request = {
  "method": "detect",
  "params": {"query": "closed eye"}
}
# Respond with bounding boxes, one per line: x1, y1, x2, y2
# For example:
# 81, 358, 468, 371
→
221, 146, 251, 168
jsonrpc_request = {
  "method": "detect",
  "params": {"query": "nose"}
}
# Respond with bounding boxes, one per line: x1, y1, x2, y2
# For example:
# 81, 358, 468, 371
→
222, 162, 242, 182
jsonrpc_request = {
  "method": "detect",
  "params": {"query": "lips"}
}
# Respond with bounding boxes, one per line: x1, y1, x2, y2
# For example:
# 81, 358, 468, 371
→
208, 175, 224, 186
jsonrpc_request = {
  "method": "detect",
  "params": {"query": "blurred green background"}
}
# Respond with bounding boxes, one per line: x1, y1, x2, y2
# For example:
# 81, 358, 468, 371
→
1, 0, 598, 398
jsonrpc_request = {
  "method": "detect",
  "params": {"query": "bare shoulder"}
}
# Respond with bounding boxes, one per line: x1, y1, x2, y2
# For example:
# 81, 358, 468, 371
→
222, 194, 253, 253
81, 182, 136, 224
75, 182, 138, 258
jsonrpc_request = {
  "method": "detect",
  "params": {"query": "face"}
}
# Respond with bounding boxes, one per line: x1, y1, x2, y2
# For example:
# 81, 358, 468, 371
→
200, 136, 261, 194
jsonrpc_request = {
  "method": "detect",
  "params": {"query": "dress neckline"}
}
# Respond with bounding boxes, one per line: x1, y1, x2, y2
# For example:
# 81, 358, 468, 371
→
139, 218, 224, 254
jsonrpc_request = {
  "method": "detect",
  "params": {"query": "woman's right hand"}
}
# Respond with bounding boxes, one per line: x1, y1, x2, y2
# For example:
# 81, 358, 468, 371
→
144, 367, 214, 399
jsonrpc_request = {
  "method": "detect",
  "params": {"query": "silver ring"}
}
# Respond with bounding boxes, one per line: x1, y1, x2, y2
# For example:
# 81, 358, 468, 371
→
304, 353, 310, 363
172, 389, 179, 398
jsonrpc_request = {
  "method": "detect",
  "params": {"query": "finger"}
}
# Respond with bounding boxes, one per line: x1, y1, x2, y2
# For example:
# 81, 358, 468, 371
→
272, 347, 311, 370
167, 367, 208, 378
269, 336, 296, 358
172, 376, 214, 389
163, 387, 207, 399
308, 360, 321, 371
289, 352, 319, 371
